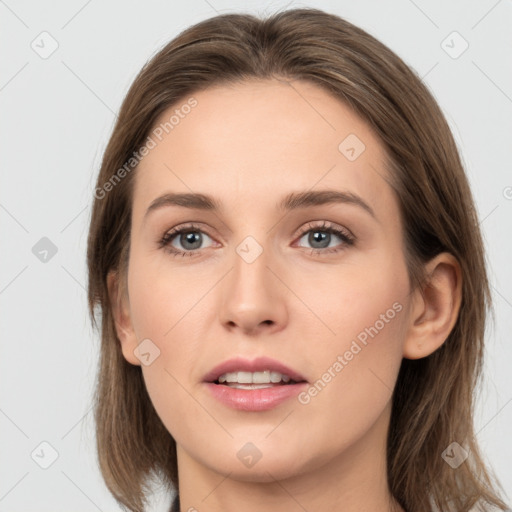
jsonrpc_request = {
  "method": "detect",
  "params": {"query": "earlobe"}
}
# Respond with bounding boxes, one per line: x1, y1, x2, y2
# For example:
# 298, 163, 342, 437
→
403, 253, 462, 360
106, 271, 141, 366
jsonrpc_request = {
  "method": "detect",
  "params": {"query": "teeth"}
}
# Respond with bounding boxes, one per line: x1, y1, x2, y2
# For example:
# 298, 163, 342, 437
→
226, 383, 275, 389
238, 371, 252, 384
270, 371, 282, 383
217, 370, 294, 384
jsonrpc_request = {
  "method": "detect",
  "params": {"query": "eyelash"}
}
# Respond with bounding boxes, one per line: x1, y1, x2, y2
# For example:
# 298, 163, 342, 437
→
158, 221, 355, 258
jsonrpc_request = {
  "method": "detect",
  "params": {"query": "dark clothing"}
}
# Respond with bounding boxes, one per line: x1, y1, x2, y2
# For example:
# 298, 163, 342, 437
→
170, 494, 180, 512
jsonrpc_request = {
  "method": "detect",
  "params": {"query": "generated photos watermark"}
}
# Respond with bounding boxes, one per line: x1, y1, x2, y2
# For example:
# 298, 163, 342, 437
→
298, 301, 403, 405
94, 97, 198, 200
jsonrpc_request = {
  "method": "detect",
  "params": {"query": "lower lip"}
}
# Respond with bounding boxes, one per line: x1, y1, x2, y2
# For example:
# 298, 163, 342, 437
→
204, 382, 308, 411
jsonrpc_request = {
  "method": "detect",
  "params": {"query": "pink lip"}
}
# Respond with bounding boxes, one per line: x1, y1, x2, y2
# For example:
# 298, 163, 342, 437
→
202, 356, 308, 412
204, 382, 308, 411
202, 356, 307, 383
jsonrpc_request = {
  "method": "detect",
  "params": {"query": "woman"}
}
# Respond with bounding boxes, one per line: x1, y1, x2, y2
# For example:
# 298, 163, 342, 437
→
87, 7, 509, 512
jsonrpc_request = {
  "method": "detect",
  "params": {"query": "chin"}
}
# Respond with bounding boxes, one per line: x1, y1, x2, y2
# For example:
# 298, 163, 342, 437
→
212, 459, 303, 483
197, 443, 314, 482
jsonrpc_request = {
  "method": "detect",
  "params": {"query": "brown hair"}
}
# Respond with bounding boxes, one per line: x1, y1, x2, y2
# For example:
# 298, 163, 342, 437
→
87, 7, 509, 512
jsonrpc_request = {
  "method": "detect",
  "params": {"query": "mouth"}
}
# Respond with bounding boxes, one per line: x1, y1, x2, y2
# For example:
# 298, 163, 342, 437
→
213, 370, 306, 389
203, 356, 308, 386
202, 357, 308, 411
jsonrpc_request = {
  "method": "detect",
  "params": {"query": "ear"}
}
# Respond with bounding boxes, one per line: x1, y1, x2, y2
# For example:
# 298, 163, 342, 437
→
403, 253, 462, 360
107, 270, 141, 366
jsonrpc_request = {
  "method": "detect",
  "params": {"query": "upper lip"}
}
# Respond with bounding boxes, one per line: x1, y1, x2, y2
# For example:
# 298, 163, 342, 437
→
203, 356, 307, 383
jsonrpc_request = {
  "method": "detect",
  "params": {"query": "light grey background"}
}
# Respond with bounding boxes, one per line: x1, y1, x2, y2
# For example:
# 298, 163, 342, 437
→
1, 0, 511, 510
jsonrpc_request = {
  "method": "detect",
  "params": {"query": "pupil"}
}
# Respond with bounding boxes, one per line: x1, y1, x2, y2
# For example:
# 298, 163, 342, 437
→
178, 230, 331, 251
181, 231, 202, 250
309, 231, 329, 248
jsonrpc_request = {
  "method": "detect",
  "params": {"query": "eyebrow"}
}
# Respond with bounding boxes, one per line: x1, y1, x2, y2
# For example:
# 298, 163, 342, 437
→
143, 189, 376, 221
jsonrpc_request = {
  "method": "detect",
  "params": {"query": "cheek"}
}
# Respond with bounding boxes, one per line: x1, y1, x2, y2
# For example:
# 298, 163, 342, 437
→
127, 249, 206, 339
291, 250, 409, 348
290, 305, 405, 462
291, 255, 408, 421
126, 255, 212, 403
127, 267, 208, 441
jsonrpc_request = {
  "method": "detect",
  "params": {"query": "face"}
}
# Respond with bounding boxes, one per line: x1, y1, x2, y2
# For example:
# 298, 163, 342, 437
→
118, 79, 413, 482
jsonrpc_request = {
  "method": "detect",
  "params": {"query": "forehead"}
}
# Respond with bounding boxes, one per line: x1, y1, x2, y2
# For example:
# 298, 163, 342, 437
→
133, 79, 394, 220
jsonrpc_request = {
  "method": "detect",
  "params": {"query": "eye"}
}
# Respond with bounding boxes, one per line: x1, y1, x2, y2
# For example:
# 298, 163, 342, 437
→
158, 220, 355, 258
295, 221, 354, 255
158, 223, 215, 257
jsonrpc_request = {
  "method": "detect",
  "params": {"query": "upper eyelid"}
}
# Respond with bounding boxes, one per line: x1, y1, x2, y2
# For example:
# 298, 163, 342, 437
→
162, 220, 353, 245
295, 221, 353, 238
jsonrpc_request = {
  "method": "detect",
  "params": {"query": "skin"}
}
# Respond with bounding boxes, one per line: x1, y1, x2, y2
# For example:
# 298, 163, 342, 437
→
108, 79, 462, 512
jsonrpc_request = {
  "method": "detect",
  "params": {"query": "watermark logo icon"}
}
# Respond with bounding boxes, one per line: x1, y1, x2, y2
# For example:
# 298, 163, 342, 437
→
31, 31, 59, 59
237, 442, 262, 468
236, 236, 263, 264
441, 441, 468, 469
32, 237, 58, 263
31, 441, 59, 469
441, 31, 469, 59
134, 338, 161, 366
338, 134, 366, 161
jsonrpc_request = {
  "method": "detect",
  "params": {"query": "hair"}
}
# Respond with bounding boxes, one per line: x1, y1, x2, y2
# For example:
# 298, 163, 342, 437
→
86, 7, 509, 512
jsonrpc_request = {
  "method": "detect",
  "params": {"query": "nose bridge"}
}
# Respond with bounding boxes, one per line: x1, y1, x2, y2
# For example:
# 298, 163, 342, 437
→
231, 233, 275, 305
218, 232, 287, 334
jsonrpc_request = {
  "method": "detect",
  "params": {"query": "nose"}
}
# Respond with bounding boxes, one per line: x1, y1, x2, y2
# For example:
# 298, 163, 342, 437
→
218, 242, 288, 336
